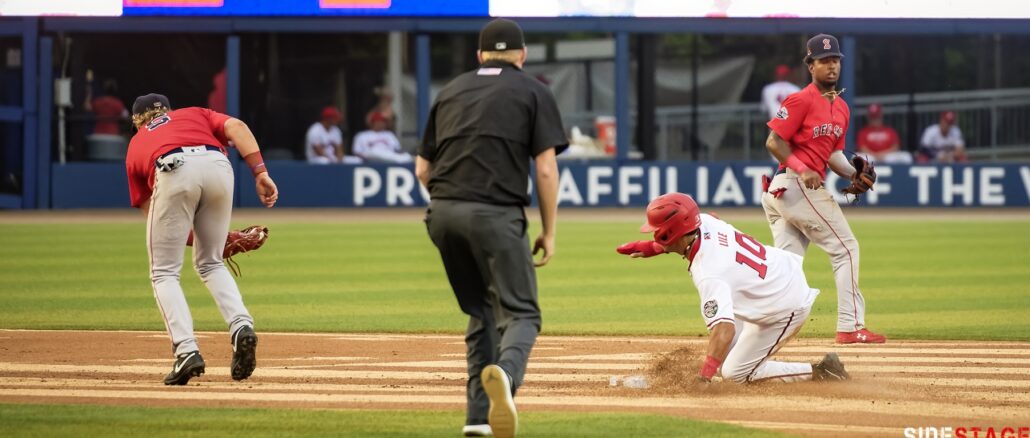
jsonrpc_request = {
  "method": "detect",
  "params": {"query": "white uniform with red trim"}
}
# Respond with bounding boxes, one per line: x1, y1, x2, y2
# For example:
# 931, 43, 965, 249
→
689, 214, 819, 383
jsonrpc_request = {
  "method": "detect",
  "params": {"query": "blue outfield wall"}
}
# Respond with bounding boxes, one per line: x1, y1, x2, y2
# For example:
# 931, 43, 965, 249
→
51, 161, 1030, 209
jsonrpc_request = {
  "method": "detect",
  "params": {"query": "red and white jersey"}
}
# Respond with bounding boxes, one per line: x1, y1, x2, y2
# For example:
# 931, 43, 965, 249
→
686, 214, 817, 328
767, 83, 850, 180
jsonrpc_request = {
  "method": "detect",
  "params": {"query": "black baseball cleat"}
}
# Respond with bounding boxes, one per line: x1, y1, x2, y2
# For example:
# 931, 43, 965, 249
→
164, 351, 205, 385
812, 352, 850, 381
230, 325, 258, 381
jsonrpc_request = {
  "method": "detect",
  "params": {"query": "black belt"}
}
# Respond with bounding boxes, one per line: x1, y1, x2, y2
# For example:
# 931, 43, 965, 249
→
158, 145, 223, 160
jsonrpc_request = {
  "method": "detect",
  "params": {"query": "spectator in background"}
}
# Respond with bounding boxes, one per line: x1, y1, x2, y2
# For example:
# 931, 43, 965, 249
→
306, 106, 359, 164
919, 111, 967, 163
856, 104, 911, 164
761, 64, 801, 121
208, 68, 227, 114
353, 111, 412, 163
365, 87, 396, 131
84, 72, 128, 136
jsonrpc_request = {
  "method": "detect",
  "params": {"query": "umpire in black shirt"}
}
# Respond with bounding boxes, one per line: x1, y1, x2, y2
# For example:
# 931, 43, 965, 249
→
416, 18, 566, 438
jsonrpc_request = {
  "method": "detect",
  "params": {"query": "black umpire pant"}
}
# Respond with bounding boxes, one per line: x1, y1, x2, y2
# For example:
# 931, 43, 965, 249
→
425, 199, 541, 426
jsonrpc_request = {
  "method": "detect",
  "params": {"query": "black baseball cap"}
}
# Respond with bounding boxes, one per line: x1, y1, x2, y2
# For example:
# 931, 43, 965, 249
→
805, 34, 845, 63
132, 93, 171, 116
479, 18, 525, 52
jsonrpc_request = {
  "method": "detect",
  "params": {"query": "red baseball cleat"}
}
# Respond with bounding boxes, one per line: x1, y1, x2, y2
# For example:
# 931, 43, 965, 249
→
836, 328, 887, 344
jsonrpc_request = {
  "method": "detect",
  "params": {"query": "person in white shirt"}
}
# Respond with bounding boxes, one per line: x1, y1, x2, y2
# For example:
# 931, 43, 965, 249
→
919, 111, 967, 163
306, 107, 360, 164
761, 64, 801, 121
353, 111, 412, 164
617, 193, 849, 384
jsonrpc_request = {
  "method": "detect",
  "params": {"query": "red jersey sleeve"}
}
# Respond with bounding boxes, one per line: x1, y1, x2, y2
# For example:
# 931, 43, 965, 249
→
200, 108, 232, 146
766, 91, 810, 142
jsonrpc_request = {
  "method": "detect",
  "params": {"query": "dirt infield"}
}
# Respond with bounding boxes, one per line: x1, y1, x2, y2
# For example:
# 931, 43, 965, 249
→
2, 330, 1028, 437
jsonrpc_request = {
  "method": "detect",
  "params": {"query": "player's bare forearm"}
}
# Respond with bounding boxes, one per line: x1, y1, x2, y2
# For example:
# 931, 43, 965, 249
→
223, 118, 261, 158
765, 131, 792, 164
828, 150, 855, 178
534, 148, 559, 238
415, 156, 432, 188
706, 322, 735, 363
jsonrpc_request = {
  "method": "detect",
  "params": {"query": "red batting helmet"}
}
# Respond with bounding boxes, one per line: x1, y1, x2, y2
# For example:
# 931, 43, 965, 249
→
640, 193, 701, 247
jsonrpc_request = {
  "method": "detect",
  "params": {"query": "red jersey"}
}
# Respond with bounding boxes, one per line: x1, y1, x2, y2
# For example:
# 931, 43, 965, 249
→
767, 83, 850, 180
856, 125, 899, 154
125, 107, 231, 207
91, 95, 126, 135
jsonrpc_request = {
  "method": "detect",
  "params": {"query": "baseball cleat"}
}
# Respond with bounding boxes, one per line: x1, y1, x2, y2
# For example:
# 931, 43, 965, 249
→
836, 328, 887, 344
230, 325, 258, 381
812, 352, 850, 381
164, 351, 205, 385
481, 365, 517, 438
462, 424, 493, 436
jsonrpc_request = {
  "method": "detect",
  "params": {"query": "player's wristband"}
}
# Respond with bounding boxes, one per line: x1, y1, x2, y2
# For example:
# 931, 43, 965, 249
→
243, 151, 267, 177
699, 355, 722, 380
785, 154, 810, 174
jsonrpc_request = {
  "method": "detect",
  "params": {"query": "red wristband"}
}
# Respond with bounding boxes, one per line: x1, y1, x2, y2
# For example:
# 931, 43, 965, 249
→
699, 355, 722, 380
785, 154, 810, 174
243, 151, 267, 177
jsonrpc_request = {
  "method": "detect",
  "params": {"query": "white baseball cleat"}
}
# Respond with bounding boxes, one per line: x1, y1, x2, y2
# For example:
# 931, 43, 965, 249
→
462, 424, 493, 436
481, 365, 517, 438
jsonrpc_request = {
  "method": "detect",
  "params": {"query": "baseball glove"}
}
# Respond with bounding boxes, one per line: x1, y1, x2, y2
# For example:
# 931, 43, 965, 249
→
840, 155, 876, 196
223, 225, 269, 276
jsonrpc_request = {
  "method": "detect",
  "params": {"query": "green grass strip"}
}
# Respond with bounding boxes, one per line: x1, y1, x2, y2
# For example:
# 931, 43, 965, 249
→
0, 403, 788, 437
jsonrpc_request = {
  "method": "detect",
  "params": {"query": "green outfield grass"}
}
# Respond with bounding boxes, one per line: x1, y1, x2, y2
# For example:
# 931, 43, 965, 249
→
0, 404, 786, 437
1, 217, 1029, 340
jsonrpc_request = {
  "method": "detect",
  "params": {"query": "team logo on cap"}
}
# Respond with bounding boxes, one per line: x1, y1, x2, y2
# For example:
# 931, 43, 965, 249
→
703, 300, 718, 318
495, 42, 507, 50
823, 38, 831, 50
775, 107, 789, 120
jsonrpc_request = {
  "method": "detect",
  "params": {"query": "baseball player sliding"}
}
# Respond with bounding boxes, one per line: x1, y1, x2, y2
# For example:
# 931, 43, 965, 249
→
125, 93, 277, 385
618, 193, 849, 384
763, 34, 884, 344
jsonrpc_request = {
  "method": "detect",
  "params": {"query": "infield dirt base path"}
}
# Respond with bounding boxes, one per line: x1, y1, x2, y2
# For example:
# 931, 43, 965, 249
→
1, 330, 1029, 437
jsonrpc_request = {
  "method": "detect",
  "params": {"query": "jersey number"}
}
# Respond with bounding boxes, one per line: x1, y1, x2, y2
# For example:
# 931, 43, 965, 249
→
146, 115, 171, 131
734, 232, 768, 279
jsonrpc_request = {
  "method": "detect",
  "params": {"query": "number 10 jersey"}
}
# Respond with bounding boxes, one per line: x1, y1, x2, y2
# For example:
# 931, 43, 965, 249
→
686, 214, 818, 329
